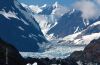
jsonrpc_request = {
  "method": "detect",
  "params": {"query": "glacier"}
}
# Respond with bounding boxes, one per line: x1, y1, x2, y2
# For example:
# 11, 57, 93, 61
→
20, 2, 100, 59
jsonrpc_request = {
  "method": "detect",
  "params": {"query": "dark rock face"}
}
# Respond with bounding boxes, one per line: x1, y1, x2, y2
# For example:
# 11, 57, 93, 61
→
48, 10, 85, 38
83, 38, 100, 63
39, 6, 53, 15
25, 57, 78, 65
0, 0, 47, 52
47, 9, 100, 38
0, 38, 25, 65
69, 38, 100, 65
69, 51, 83, 62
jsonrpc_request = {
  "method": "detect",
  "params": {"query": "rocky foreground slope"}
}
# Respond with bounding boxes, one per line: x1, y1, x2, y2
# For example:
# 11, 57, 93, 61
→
0, 38, 25, 65
70, 38, 100, 65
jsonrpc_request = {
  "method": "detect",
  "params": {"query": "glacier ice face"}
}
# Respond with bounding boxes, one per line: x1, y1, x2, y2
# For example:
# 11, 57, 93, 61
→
20, 44, 85, 59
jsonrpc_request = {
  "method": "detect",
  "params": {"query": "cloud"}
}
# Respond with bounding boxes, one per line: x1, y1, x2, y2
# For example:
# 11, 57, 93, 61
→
73, 0, 100, 19
95, 0, 100, 5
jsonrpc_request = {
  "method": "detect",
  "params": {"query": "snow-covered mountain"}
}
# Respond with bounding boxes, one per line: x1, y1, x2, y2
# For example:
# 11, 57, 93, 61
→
22, 2, 100, 40
39, 2, 69, 17
47, 9, 100, 38
0, 0, 47, 52
63, 21, 100, 45
19, 2, 100, 59
51, 2, 70, 17
21, 2, 69, 36
25, 21, 100, 58
33, 14, 57, 35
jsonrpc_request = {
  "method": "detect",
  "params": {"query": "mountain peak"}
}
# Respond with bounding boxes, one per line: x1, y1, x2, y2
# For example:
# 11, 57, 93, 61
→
0, 0, 47, 51
53, 1, 59, 8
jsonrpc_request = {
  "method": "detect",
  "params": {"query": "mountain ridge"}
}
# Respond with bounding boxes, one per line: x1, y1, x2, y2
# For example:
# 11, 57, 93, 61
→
0, 0, 47, 52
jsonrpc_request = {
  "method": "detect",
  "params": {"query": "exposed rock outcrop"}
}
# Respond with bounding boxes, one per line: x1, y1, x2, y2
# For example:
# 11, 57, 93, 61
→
83, 38, 100, 64
0, 38, 25, 65
69, 38, 100, 65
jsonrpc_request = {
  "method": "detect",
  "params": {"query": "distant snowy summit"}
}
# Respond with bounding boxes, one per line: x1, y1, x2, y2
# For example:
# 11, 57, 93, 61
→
13, 1, 100, 59
21, 2, 100, 46
0, 0, 47, 52
22, 2, 100, 39
1, 0, 100, 52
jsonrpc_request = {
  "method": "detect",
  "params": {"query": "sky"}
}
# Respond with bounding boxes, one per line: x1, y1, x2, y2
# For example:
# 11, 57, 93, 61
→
18, 0, 76, 7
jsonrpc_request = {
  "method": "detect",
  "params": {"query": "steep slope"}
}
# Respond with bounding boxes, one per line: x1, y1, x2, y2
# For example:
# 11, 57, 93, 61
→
79, 21, 100, 36
28, 2, 69, 35
33, 14, 58, 35
47, 9, 100, 38
17, 2, 100, 59
21, 3, 58, 35
0, 0, 47, 52
63, 21, 100, 45
21, 2, 100, 39
51, 2, 69, 18
39, 2, 69, 16
39, 5, 53, 15
83, 38, 100, 64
